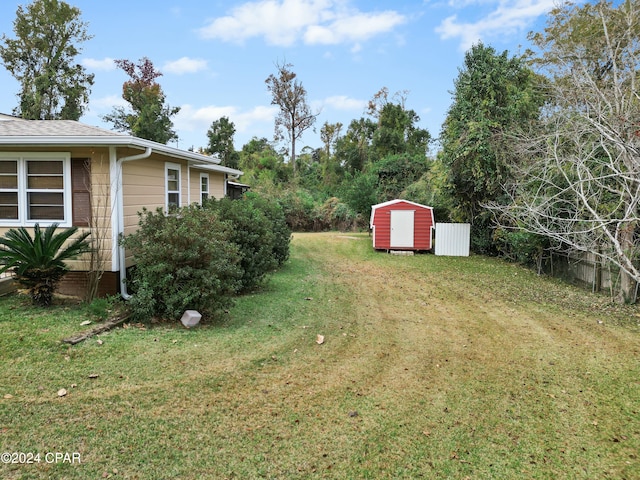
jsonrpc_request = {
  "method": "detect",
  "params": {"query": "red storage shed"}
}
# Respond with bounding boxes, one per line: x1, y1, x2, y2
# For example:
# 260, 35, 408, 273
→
370, 199, 434, 251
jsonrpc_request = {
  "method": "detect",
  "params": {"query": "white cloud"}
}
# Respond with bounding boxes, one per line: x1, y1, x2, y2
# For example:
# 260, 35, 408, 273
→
175, 104, 278, 134
82, 57, 116, 71
446, 0, 496, 7
198, 0, 406, 47
436, 0, 557, 50
163, 57, 208, 75
88, 94, 127, 111
304, 11, 405, 45
321, 95, 366, 111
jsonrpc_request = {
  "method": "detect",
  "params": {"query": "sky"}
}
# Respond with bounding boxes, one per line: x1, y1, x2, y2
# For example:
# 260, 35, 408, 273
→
0, 0, 565, 155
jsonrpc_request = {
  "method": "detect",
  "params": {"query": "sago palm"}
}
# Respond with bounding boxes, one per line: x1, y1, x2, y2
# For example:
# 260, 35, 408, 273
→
0, 224, 92, 306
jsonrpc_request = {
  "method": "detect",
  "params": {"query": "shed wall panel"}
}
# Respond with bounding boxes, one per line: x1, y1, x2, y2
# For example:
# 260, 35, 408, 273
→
435, 223, 470, 256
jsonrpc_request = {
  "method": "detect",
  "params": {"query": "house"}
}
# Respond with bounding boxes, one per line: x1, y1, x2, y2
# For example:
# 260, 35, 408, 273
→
0, 118, 243, 298
370, 199, 434, 251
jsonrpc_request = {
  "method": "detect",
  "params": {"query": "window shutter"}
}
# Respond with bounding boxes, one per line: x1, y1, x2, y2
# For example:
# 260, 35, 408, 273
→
71, 158, 91, 227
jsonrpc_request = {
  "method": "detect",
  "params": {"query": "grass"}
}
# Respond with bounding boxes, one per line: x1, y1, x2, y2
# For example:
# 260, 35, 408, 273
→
1, 232, 639, 479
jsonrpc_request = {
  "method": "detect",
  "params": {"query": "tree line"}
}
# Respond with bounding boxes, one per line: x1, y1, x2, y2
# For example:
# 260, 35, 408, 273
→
1, 0, 639, 303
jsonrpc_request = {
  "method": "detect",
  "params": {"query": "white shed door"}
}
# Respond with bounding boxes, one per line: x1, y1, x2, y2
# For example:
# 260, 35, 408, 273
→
390, 210, 414, 248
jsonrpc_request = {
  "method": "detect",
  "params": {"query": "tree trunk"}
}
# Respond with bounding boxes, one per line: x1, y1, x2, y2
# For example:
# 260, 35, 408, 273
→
291, 132, 296, 177
616, 223, 636, 304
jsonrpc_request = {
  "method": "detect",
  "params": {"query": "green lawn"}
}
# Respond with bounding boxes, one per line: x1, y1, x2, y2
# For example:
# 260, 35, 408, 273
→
1, 232, 639, 479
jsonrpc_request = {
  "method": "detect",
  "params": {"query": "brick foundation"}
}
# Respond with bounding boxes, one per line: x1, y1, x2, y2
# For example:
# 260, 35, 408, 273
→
57, 271, 120, 299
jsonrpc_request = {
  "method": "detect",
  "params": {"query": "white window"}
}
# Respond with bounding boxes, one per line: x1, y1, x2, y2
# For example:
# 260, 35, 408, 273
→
200, 173, 209, 203
0, 153, 71, 226
165, 162, 181, 212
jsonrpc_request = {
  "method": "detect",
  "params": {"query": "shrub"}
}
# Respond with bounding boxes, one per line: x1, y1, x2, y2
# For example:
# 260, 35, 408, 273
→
121, 206, 242, 322
338, 171, 378, 221
205, 196, 281, 292
243, 192, 291, 265
0, 224, 92, 306
319, 197, 362, 231
279, 189, 316, 231
493, 227, 549, 267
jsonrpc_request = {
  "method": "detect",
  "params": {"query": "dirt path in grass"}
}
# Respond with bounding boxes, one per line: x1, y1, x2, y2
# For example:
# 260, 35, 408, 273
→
281, 233, 640, 479
296, 233, 637, 386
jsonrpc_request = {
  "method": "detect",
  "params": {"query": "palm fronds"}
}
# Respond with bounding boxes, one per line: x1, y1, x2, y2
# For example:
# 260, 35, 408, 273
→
0, 224, 92, 306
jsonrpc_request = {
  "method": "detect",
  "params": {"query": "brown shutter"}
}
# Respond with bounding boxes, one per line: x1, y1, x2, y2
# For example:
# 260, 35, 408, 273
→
71, 158, 91, 227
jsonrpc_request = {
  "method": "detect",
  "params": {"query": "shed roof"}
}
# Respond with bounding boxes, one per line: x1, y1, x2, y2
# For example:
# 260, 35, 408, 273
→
371, 199, 434, 210
370, 199, 433, 228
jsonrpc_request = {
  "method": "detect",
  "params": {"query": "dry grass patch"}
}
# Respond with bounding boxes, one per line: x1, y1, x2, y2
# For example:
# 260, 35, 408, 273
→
1, 232, 639, 479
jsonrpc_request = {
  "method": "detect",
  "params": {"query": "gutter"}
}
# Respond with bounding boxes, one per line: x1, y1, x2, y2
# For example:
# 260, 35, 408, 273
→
115, 147, 152, 300
0, 134, 221, 165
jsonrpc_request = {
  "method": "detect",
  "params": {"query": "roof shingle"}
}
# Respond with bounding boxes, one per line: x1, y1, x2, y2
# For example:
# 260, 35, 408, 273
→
0, 120, 122, 137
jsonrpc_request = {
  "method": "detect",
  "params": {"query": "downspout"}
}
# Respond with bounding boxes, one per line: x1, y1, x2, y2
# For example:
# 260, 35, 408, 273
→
187, 164, 191, 204
116, 147, 152, 299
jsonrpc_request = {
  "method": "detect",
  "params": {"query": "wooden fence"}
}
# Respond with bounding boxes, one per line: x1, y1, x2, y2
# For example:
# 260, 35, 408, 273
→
540, 251, 637, 301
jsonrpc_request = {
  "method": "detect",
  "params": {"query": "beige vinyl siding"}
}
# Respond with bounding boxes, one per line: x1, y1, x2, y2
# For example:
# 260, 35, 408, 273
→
121, 156, 188, 235
189, 169, 226, 203
0, 146, 114, 273
209, 171, 226, 200
61, 148, 113, 272
121, 156, 188, 267
78, 152, 112, 272
190, 170, 206, 204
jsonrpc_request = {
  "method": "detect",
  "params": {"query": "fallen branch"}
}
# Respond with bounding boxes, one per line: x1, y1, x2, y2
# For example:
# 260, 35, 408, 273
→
62, 314, 131, 345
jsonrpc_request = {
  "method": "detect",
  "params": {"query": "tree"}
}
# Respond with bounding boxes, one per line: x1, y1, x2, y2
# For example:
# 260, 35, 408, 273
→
265, 61, 318, 177
0, 224, 91, 306
320, 121, 343, 158
238, 137, 290, 190
440, 42, 543, 253
206, 116, 239, 169
372, 153, 429, 202
373, 103, 431, 158
319, 121, 343, 187
103, 57, 180, 144
489, 0, 640, 302
335, 118, 377, 173
0, 0, 94, 120
366, 86, 409, 120
401, 155, 455, 223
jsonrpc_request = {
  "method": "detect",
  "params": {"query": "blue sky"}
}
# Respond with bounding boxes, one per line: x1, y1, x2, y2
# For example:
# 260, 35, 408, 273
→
0, 0, 562, 154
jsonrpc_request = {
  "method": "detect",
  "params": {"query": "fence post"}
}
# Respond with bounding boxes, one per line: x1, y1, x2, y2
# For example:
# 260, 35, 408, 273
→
594, 255, 602, 293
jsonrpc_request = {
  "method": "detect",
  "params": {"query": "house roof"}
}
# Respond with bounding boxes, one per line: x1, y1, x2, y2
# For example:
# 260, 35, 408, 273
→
0, 113, 23, 120
0, 119, 243, 176
193, 163, 245, 176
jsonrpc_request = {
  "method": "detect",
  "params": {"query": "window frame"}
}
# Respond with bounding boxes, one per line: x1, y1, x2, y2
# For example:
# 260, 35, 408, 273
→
200, 173, 209, 204
0, 152, 72, 227
165, 162, 181, 213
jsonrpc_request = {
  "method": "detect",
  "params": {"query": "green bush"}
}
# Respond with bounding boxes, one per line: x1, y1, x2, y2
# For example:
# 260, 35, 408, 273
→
493, 227, 549, 267
121, 206, 242, 322
338, 171, 378, 221
279, 189, 317, 231
318, 197, 362, 231
205, 198, 277, 292
243, 192, 291, 266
